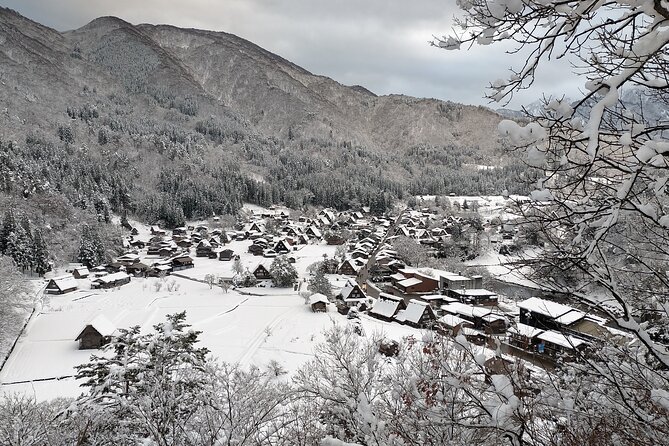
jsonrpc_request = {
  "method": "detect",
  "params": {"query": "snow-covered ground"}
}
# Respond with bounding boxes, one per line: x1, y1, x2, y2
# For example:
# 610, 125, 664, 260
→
0, 260, 419, 402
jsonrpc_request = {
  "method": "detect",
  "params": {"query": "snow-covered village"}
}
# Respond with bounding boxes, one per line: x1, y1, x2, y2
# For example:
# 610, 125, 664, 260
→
1, 1, 669, 445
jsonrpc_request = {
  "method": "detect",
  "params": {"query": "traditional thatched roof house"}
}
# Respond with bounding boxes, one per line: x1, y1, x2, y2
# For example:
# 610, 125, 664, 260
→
336, 280, 368, 308
252, 263, 272, 280
305, 226, 322, 239
337, 259, 360, 276
274, 239, 292, 254
369, 294, 406, 322
395, 299, 436, 328
75, 315, 117, 350
195, 240, 214, 258
45, 275, 78, 295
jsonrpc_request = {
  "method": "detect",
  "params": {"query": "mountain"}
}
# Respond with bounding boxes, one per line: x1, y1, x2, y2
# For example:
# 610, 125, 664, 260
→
0, 7, 529, 235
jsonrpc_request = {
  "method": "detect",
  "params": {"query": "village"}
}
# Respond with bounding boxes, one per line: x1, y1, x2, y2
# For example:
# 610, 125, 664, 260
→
0, 198, 634, 400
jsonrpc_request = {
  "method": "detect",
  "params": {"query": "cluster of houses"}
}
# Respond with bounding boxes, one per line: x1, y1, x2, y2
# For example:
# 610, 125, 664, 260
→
326, 263, 628, 365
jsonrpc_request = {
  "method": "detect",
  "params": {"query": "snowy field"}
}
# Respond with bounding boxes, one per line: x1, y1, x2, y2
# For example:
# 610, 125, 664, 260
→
0, 269, 418, 402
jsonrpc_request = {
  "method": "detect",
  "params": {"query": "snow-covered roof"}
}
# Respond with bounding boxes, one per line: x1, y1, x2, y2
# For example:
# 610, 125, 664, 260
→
76, 314, 116, 340
537, 330, 588, 349
508, 323, 544, 339
339, 281, 366, 301
307, 226, 322, 237
397, 300, 432, 324
378, 293, 404, 302
449, 288, 497, 297
49, 275, 78, 291
398, 277, 422, 288
390, 273, 406, 281
518, 297, 579, 319
419, 294, 450, 301
308, 293, 329, 305
441, 302, 495, 319
117, 253, 140, 261
554, 309, 586, 325
438, 314, 470, 328
94, 272, 130, 284
370, 299, 402, 318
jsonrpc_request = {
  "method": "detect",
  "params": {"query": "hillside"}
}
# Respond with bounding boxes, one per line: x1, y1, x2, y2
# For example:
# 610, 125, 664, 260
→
0, 7, 531, 239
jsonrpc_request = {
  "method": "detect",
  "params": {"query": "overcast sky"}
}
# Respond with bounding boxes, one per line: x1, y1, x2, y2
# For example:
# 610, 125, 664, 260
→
3, 0, 582, 108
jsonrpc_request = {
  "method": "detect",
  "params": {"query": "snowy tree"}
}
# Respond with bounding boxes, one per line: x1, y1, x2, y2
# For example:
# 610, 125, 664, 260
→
436, 1, 669, 443
31, 228, 50, 276
204, 273, 217, 289
74, 312, 212, 446
269, 256, 298, 287
0, 256, 31, 350
308, 269, 333, 298
392, 235, 430, 267
232, 257, 245, 276
77, 225, 106, 268
0, 209, 17, 254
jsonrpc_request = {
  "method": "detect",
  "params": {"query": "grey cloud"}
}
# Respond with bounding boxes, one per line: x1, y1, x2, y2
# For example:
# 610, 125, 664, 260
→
2, 0, 582, 108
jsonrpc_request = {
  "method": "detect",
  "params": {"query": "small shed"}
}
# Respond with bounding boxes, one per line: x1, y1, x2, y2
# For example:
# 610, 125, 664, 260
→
75, 315, 116, 350
309, 293, 329, 312
45, 275, 78, 295
72, 267, 90, 279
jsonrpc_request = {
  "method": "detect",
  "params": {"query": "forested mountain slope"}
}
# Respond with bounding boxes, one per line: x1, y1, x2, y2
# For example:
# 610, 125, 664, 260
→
0, 7, 531, 233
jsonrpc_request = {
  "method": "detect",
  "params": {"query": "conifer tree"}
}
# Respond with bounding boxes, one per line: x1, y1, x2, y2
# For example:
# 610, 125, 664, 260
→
31, 229, 50, 276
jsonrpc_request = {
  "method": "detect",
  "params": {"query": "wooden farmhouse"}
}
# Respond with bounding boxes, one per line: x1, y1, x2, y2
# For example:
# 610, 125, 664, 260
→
394, 299, 436, 328
517, 297, 585, 331
252, 263, 272, 280
219, 249, 235, 261
125, 262, 150, 276
337, 259, 360, 276
75, 315, 117, 349
195, 240, 214, 257
368, 293, 407, 322
45, 275, 78, 295
117, 253, 141, 266
336, 280, 368, 308
91, 272, 131, 290
171, 255, 194, 271
305, 226, 322, 239
274, 239, 292, 254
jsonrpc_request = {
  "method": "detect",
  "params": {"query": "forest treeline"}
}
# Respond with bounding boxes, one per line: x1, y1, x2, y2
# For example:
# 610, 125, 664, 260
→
0, 93, 532, 232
